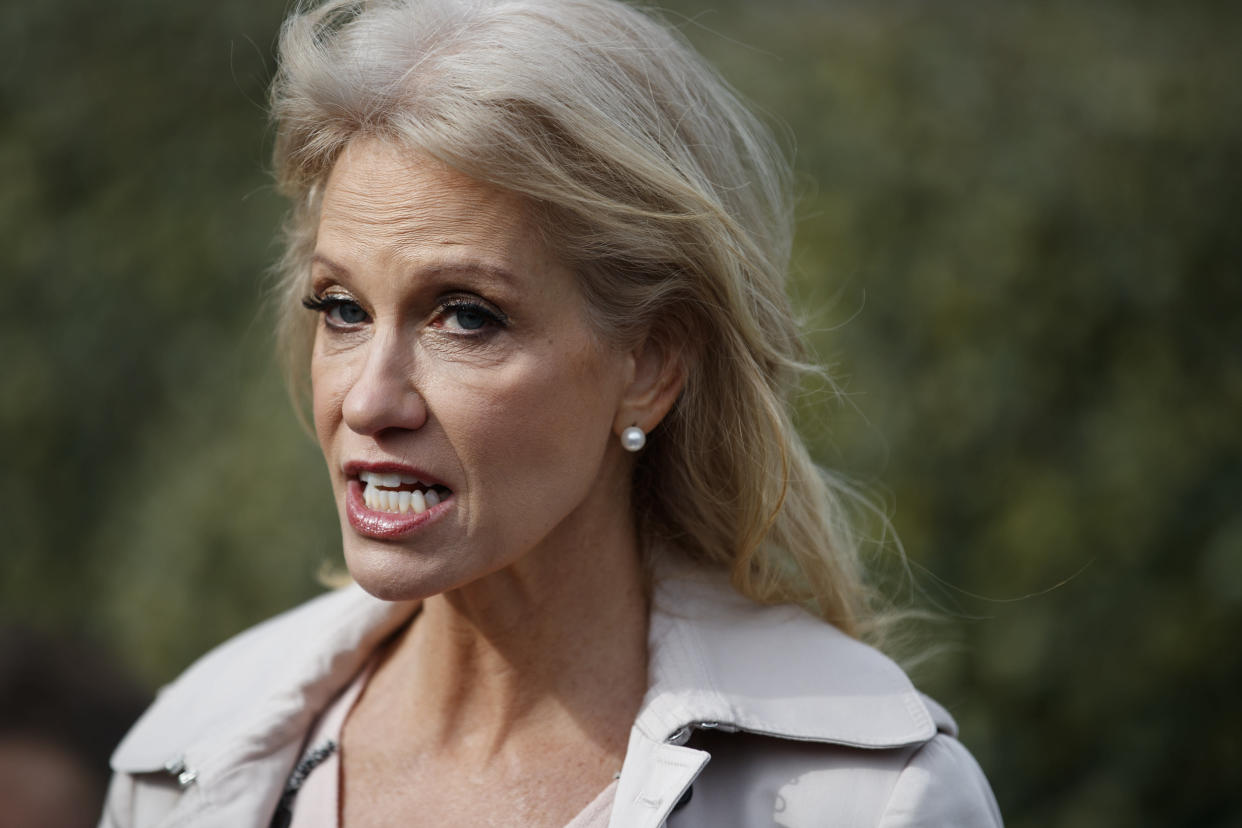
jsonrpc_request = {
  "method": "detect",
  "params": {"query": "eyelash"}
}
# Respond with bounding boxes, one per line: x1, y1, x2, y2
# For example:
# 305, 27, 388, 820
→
301, 294, 368, 327
300, 293, 508, 334
435, 298, 508, 332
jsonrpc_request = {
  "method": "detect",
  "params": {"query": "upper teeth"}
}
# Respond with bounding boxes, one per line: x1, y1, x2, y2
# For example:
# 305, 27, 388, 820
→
359, 471, 423, 487
358, 470, 444, 515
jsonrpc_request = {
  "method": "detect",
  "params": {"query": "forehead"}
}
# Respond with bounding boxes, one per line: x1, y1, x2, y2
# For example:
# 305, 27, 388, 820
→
316, 138, 541, 266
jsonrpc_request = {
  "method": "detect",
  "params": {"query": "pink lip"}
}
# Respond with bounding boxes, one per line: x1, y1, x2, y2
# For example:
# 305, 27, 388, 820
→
342, 461, 453, 540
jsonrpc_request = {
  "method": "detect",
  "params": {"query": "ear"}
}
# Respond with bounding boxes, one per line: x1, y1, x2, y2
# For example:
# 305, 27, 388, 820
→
614, 335, 687, 437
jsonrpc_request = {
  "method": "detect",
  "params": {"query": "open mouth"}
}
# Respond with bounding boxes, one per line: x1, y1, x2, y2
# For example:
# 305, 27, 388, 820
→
359, 471, 452, 515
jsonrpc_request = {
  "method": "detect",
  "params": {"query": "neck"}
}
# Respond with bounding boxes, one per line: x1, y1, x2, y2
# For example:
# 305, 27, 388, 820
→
364, 501, 649, 764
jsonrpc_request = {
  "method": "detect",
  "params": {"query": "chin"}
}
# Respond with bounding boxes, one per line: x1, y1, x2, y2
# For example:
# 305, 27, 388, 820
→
341, 544, 462, 603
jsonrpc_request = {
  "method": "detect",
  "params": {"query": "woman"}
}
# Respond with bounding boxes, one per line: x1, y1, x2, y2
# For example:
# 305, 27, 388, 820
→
103, 0, 1001, 825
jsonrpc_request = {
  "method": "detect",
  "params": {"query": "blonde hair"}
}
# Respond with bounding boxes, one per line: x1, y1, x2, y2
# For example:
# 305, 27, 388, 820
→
271, 0, 883, 640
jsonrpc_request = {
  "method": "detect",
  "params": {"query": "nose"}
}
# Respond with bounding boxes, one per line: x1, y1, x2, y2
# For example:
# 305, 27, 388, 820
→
341, 330, 428, 436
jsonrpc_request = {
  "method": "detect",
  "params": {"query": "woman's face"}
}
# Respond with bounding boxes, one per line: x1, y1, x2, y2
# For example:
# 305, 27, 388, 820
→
309, 139, 634, 601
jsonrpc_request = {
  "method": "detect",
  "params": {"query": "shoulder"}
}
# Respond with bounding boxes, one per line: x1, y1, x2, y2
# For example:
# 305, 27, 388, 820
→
643, 565, 944, 748
103, 587, 418, 827
877, 731, 1003, 827
110, 585, 415, 776
676, 725, 1000, 827
635, 562, 1002, 827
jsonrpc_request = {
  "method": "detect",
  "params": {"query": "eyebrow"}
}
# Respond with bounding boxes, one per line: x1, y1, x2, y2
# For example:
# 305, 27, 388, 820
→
310, 253, 349, 279
309, 253, 519, 287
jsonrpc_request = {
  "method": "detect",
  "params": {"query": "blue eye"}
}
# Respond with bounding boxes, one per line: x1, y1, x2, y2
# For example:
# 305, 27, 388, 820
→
301, 294, 369, 328
333, 301, 368, 325
438, 299, 506, 334
452, 307, 488, 330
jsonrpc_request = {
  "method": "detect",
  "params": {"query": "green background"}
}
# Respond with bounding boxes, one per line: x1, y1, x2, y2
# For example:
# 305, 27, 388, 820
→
3, 0, 1239, 824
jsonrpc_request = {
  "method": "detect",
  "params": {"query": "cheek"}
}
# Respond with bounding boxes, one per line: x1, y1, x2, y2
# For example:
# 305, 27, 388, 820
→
310, 351, 351, 451
450, 342, 620, 500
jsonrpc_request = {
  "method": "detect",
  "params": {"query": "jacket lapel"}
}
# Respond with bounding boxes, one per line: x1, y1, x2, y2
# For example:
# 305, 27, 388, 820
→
609, 729, 709, 828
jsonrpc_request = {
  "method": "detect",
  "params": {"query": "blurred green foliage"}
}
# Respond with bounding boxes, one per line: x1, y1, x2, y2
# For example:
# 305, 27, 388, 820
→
2, 0, 1238, 824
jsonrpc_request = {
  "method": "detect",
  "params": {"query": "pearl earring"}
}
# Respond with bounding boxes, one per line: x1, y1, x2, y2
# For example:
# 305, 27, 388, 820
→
620, 425, 646, 452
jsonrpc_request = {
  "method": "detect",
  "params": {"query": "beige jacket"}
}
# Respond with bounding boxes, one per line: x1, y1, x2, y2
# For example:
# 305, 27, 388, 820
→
103, 567, 1001, 827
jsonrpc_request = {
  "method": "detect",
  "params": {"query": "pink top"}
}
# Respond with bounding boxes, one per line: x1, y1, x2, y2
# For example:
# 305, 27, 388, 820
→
286, 665, 618, 828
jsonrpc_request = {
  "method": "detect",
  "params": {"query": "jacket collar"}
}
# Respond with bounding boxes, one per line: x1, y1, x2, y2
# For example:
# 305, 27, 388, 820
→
608, 562, 949, 828
638, 562, 945, 748
113, 561, 949, 825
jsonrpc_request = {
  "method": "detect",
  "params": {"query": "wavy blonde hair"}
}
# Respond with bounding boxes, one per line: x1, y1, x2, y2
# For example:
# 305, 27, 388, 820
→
271, 0, 885, 640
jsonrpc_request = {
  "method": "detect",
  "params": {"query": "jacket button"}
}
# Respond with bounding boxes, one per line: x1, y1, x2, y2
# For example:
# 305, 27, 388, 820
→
667, 726, 692, 746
